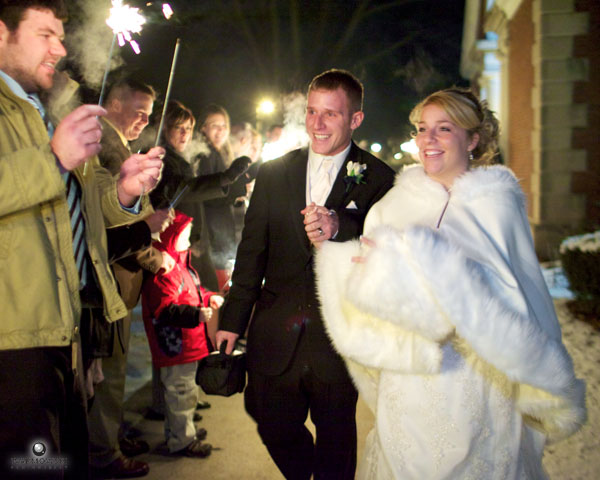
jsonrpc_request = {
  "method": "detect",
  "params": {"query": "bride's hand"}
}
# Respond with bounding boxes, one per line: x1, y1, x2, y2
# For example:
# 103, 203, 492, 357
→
351, 235, 375, 263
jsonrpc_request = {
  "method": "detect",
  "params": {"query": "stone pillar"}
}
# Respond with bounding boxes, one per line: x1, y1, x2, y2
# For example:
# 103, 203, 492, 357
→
530, 0, 589, 258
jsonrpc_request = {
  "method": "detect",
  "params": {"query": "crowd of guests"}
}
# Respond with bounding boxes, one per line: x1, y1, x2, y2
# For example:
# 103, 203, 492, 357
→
85, 83, 260, 477
0, 1, 586, 480
0, 3, 261, 478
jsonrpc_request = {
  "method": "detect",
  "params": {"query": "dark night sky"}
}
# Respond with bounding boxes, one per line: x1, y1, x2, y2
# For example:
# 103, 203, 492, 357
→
67, 0, 466, 148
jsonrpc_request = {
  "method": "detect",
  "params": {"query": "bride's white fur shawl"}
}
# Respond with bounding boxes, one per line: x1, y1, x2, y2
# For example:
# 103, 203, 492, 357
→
316, 165, 585, 442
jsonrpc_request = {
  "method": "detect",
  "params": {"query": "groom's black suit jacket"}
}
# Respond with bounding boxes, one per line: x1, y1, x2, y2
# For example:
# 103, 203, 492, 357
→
220, 142, 395, 382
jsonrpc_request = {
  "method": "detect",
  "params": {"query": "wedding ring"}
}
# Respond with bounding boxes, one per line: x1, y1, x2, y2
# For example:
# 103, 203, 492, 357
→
318, 227, 324, 236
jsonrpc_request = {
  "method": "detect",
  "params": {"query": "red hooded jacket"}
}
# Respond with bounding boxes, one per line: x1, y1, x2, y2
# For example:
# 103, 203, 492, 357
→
141, 211, 214, 368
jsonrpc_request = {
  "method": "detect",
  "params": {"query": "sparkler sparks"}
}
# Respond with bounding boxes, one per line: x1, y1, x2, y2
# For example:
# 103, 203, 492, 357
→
162, 4, 174, 19
106, 0, 146, 54
98, 0, 146, 106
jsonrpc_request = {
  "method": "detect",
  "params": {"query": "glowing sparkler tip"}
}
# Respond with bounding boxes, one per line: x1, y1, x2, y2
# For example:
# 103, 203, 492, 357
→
162, 3, 174, 19
106, 0, 146, 36
105, 0, 146, 54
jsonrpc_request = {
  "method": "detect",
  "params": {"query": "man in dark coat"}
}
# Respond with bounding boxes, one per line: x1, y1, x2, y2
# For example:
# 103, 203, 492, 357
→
216, 69, 396, 480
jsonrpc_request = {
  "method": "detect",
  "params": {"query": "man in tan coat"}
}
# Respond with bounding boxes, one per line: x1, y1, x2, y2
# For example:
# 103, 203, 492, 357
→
0, 1, 164, 478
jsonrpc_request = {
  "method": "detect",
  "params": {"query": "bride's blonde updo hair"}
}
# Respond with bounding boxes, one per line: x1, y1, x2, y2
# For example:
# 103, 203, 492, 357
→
409, 88, 500, 166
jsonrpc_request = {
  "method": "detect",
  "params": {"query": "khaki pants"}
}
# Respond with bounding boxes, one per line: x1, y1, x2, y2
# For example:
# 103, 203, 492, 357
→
88, 312, 131, 467
161, 361, 198, 452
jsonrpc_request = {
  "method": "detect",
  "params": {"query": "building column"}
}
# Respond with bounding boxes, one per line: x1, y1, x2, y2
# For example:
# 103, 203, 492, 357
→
530, 0, 589, 257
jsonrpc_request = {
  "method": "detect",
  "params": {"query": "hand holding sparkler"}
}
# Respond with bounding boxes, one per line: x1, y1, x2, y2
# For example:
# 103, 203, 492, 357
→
116, 146, 165, 206
144, 207, 174, 244
51, 105, 106, 171
144, 208, 174, 234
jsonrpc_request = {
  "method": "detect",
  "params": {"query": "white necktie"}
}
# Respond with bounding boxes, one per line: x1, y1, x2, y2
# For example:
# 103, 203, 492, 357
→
311, 157, 334, 205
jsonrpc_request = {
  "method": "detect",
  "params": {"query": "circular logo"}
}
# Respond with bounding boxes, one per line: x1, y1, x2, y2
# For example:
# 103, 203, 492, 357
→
32, 442, 46, 457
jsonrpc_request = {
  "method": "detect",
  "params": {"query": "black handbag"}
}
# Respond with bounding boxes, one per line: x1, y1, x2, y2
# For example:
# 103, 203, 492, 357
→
196, 340, 247, 397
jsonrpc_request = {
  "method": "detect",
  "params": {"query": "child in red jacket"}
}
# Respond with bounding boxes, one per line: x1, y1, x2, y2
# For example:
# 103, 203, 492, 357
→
142, 211, 223, 457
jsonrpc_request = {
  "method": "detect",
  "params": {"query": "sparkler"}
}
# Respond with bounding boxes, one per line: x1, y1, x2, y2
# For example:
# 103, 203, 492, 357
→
88, 1, 146, 175
168, 184, 189, 210
154, 38, 182, 147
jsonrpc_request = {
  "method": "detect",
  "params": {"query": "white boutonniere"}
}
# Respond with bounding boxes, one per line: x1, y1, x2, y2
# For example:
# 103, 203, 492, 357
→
344, 162, 367, 192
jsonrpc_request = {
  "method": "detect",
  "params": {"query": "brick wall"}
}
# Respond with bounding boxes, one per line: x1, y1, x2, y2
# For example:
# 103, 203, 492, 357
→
508, 0, 535, 217
573, 0, 600, 230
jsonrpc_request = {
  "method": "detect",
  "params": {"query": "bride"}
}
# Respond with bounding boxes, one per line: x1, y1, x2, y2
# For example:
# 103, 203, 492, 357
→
315, 88, 585, 479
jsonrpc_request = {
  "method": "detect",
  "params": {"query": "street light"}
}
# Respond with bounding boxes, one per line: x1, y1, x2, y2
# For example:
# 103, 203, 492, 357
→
400, 139, 418, 155
256, 98, 276, 136
257, 99, 275, 116
370, 142, 382, 153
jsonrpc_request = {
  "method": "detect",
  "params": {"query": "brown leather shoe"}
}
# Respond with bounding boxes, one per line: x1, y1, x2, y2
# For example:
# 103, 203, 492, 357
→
92, 455, 149, 478
119, 436, 150, 457
175, 439, 212, 458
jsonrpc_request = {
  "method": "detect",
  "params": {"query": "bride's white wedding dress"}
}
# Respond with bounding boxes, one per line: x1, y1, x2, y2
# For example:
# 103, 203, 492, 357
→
316, 165, 585, 479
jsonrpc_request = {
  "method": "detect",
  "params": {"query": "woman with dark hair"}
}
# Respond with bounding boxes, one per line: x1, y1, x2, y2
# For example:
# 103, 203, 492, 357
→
151, 101, 250, 292
316, 88, 585, 479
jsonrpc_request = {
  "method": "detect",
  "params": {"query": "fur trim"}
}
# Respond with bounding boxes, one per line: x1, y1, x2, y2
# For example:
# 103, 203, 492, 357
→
454, 338, 586, 443
365, 225, 584, 438
395, 163, 448, 200
451, 165, 526, 208
384, 226, 575, 389
395, 163, 526, 209
518, 379, 587, 443
316, 241, 443, 374
347, 225, 453, 341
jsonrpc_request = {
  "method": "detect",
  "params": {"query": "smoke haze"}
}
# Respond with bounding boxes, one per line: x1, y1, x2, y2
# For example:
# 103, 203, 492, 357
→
65, 0, 125, 90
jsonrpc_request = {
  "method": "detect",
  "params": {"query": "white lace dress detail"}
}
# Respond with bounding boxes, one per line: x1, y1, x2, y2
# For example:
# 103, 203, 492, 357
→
357, 342, 546, 480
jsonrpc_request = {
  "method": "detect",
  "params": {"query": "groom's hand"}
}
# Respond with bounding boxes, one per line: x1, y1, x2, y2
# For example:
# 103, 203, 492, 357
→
301, 203, 339, 248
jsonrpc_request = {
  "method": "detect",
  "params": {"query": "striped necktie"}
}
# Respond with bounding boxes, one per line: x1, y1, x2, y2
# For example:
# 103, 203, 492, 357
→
63, 171, 87, 285
28, 95, 88, 286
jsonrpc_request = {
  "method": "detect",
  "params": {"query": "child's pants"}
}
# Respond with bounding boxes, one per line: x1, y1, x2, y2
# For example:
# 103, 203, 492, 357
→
160, 361, 198, 452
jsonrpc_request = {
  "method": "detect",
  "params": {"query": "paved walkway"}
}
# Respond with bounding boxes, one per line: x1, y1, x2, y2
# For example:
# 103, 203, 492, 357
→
123, 299, 599, 479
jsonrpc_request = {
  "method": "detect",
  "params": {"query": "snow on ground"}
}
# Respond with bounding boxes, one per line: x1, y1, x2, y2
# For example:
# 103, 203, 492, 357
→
542, 299, 600, 479
542, 263, 575, 300
537, 264, 599, 478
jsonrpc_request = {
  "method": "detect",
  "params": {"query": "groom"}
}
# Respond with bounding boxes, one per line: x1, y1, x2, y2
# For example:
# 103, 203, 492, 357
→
216, 69, 395, 479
